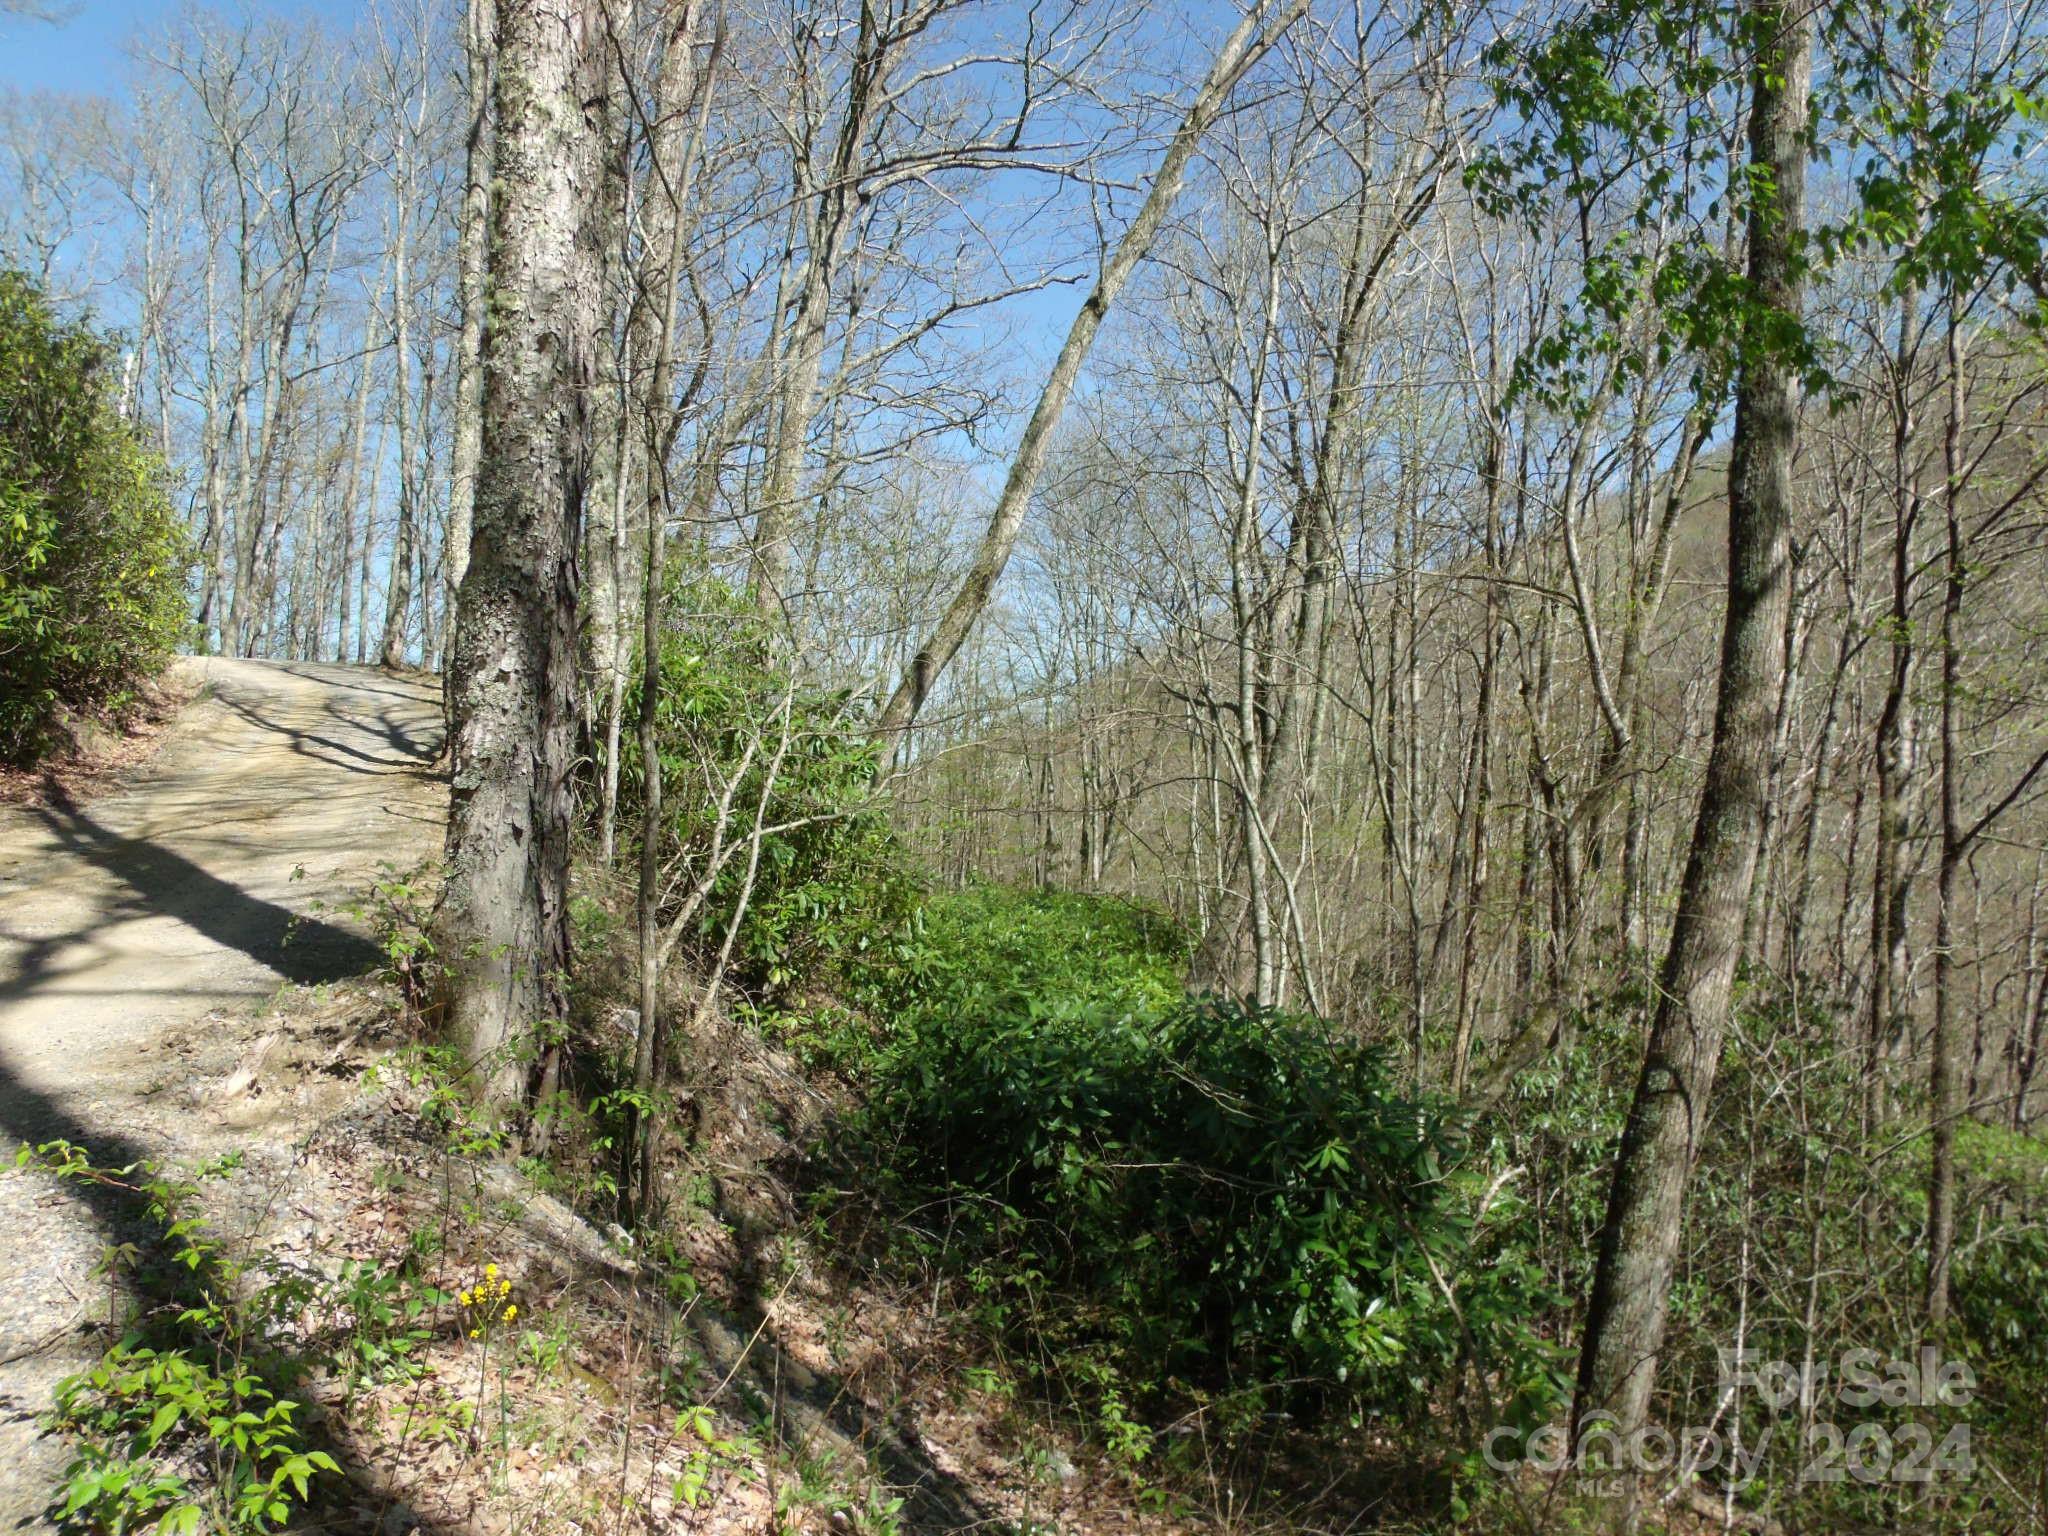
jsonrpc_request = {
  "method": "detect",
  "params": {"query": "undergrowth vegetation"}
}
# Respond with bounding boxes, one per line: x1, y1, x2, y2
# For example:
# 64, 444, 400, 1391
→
41, 607, 2041, 1535
21, 1143, 347, 1534
566, 622, 2044, 1526
22, 594, 2048, 1535
856, 981, 1564, 1432
1466, 981, 2048, 1529
578, 618, 1573, 1485
609, 572, 919, 1005
779, 880, 1561, 1484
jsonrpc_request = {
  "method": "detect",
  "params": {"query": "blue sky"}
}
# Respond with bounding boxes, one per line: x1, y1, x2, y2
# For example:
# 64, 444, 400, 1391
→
4, 1, 1225, 103
1, 1, 355, 95
0, 0, 1249, 462
4, 2, 170, 94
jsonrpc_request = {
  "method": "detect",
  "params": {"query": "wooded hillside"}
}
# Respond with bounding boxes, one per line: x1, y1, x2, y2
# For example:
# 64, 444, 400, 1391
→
6, 0, 2048, 1530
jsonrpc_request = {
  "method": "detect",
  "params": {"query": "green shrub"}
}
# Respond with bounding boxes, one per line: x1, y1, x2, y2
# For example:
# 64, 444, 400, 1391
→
803, 887, 1564, 1433
851, 946, 1561, 1425
0, 269, 189, 763
610, 571, 919, 1000
53, 1347, 337, 1535
852, 882, 1187, 1028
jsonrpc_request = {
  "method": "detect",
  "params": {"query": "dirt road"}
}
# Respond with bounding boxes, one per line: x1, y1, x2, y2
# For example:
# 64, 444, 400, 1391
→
0, 659, 444, 1528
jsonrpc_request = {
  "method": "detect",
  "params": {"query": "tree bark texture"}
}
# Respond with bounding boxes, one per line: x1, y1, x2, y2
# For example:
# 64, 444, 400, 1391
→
437, 0, 605, 1113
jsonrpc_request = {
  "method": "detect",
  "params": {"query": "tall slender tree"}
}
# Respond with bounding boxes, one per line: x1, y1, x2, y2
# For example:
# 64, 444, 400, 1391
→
1573, 0, 1809, 1446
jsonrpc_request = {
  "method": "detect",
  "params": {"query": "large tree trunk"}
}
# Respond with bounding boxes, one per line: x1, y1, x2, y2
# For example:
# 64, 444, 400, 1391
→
1869, 281, 1924, 1112
1572, 0, 1808, 1447
437, 0, 604, 1115
582, 60, 637, 866
1742, 580, 1810, 964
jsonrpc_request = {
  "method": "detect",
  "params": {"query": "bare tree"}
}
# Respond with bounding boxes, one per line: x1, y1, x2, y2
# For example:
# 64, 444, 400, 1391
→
871, 0, 1310, 742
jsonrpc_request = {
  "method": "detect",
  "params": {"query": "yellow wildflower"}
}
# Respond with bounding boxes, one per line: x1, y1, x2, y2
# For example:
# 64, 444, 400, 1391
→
502, 1304, 517, 1322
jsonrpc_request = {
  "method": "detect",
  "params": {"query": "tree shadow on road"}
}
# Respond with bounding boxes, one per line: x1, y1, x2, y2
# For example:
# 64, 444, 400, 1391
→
208, 690, 440, 779
0, 785, 384, 1021
683, 1175, 1000, 1536
0, 788, 447, 1526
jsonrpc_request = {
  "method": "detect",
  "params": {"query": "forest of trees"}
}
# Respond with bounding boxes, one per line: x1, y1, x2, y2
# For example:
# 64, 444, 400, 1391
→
8, 0, 2048, 1528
